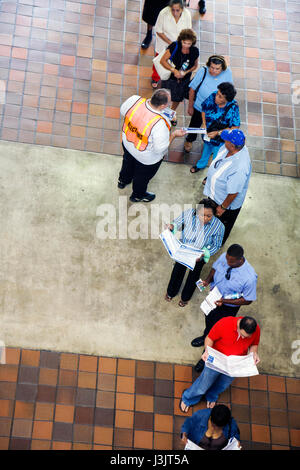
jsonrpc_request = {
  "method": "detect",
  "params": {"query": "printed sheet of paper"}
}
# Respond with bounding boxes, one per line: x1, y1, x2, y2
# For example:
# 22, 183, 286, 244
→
160, 229, 203, 271
184, 439, 203, 450
205, 346, 259, 377
184, 437, 241, 451
200, 286, 222, 315
181, 127, 207, 134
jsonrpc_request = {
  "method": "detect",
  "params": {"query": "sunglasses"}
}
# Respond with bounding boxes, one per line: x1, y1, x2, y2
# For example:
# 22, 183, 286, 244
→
214, 159, 223, 169
225, 267, 232, 280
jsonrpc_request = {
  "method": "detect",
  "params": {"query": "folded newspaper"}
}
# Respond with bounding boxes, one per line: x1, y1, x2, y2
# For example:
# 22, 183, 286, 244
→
200, 286, 222, 315
159, 229, 203, 271
205, 346, 259, 377
185, 437, 241, 450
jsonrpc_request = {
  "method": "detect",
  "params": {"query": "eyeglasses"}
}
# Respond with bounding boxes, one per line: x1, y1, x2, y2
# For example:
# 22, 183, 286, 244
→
225, 267, 232, 280
214, 159, 223, 169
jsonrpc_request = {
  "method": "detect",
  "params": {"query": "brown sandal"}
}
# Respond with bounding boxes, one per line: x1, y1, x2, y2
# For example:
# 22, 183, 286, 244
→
165, 294, 172, 302
178, 300, 188, 307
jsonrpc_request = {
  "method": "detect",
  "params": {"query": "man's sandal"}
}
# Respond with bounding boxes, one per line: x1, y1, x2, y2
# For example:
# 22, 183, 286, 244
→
178, 300, 188, 307
165, 294, 172, 302
190, 166, 201, 174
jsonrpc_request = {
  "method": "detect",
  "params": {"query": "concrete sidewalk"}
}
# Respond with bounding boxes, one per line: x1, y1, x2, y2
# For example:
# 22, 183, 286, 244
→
0, 140, 299, 377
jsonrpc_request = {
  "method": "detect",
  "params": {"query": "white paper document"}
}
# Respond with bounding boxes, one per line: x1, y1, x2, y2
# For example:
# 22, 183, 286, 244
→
200, 286, 222, 315
181, 127, 207, 134
159, 229, 203, 271
205, 346, 259, 377
185, 437, 241, 450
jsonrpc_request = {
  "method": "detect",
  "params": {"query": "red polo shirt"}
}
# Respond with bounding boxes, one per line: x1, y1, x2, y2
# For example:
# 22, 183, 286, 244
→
208, 316, 260, 356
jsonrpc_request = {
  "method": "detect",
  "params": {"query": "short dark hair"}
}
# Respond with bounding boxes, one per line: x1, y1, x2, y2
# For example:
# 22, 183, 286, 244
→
198, 198, 217, 215
150, 89, 170, 107
227, 244, 244, 259
206, 55, 227, 71
239, 316, 257, 335
217, 82, 237, 103
177, 29, 197, 45
169, 0, 185, 8
210, 404, 232, 427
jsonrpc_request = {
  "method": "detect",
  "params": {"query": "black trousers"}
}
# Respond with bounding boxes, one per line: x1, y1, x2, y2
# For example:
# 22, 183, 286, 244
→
218, 207, 241, 245
167, 259, 205, 302
119, 144, 162, 199
203, 304, 240, 338
186, 108, 203, 143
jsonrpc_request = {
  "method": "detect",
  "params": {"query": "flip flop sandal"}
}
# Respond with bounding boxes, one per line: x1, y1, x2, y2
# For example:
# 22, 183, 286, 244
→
151, 80, 159, 89
190, 166, 201, 174
165, 294, 172, 302
202, 177, 207, 186
179, 398, 190, 413
178, 300, 188, 307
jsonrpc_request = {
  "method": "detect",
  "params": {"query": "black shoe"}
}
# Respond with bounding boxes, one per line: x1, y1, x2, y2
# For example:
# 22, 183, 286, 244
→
195, 359, 205, 373
129, 192, 156, 203
198, 1, 206, 14
118, 179, 128, 189
141, 32, 152, 50
191, 335, 205, 347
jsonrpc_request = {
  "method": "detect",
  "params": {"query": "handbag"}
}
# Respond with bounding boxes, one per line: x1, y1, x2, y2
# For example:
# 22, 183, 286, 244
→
153, 41, 179, 81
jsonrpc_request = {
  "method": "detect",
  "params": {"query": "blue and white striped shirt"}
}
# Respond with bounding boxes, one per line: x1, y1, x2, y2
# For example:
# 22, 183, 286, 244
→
172, 209, 225, 256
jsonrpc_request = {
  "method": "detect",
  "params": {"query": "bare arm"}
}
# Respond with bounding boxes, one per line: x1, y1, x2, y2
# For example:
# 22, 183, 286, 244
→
202, 336, 214, 362
249, 344, 260, 364
188, 88, 196, 115
156, 32, 172, 45
216, 193, 239, 217
160, 50, 182, 79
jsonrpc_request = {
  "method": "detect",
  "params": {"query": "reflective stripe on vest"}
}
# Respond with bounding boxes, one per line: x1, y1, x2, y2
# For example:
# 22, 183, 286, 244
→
123, 97, 170, 151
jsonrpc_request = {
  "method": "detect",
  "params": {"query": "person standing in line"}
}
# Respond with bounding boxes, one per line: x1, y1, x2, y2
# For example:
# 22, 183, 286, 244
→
151, 0, 192, 88
190, 82, 240, 172
180, 316, 260, 412
140, 0, 170, 50
191, 244, 257, 372
165, 198, 225, 307
202, 129, 252, 245
181, 404, 241, 450
159, 29, 199, 125
184, 55, 233, 154
118, 89, 186, 203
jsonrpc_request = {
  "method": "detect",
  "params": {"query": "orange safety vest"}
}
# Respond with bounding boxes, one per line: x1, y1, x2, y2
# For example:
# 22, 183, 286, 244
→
123, 97, 171, 151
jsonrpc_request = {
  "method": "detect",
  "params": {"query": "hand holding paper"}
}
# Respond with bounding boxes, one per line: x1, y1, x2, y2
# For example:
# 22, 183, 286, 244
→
204, 346, 259, 377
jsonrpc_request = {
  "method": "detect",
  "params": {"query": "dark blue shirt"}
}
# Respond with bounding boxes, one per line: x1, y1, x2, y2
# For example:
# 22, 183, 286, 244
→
202, 91, 240, 145
181, 408, 240, 446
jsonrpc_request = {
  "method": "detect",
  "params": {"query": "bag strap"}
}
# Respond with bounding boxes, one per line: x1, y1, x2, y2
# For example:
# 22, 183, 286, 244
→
194, 66, 207, 97
214, 101, 236, 127
169, 41, 178, 62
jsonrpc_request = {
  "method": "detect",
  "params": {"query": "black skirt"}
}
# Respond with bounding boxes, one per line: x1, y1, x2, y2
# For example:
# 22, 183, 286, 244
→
161, 75, 191, 103
142, 0, 170, 26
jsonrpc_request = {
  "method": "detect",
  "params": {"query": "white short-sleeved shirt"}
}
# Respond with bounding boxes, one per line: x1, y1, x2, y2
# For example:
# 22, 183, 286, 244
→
203, 144, 252, 210
154, 7, 192, 54
120, 95, 171, 165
